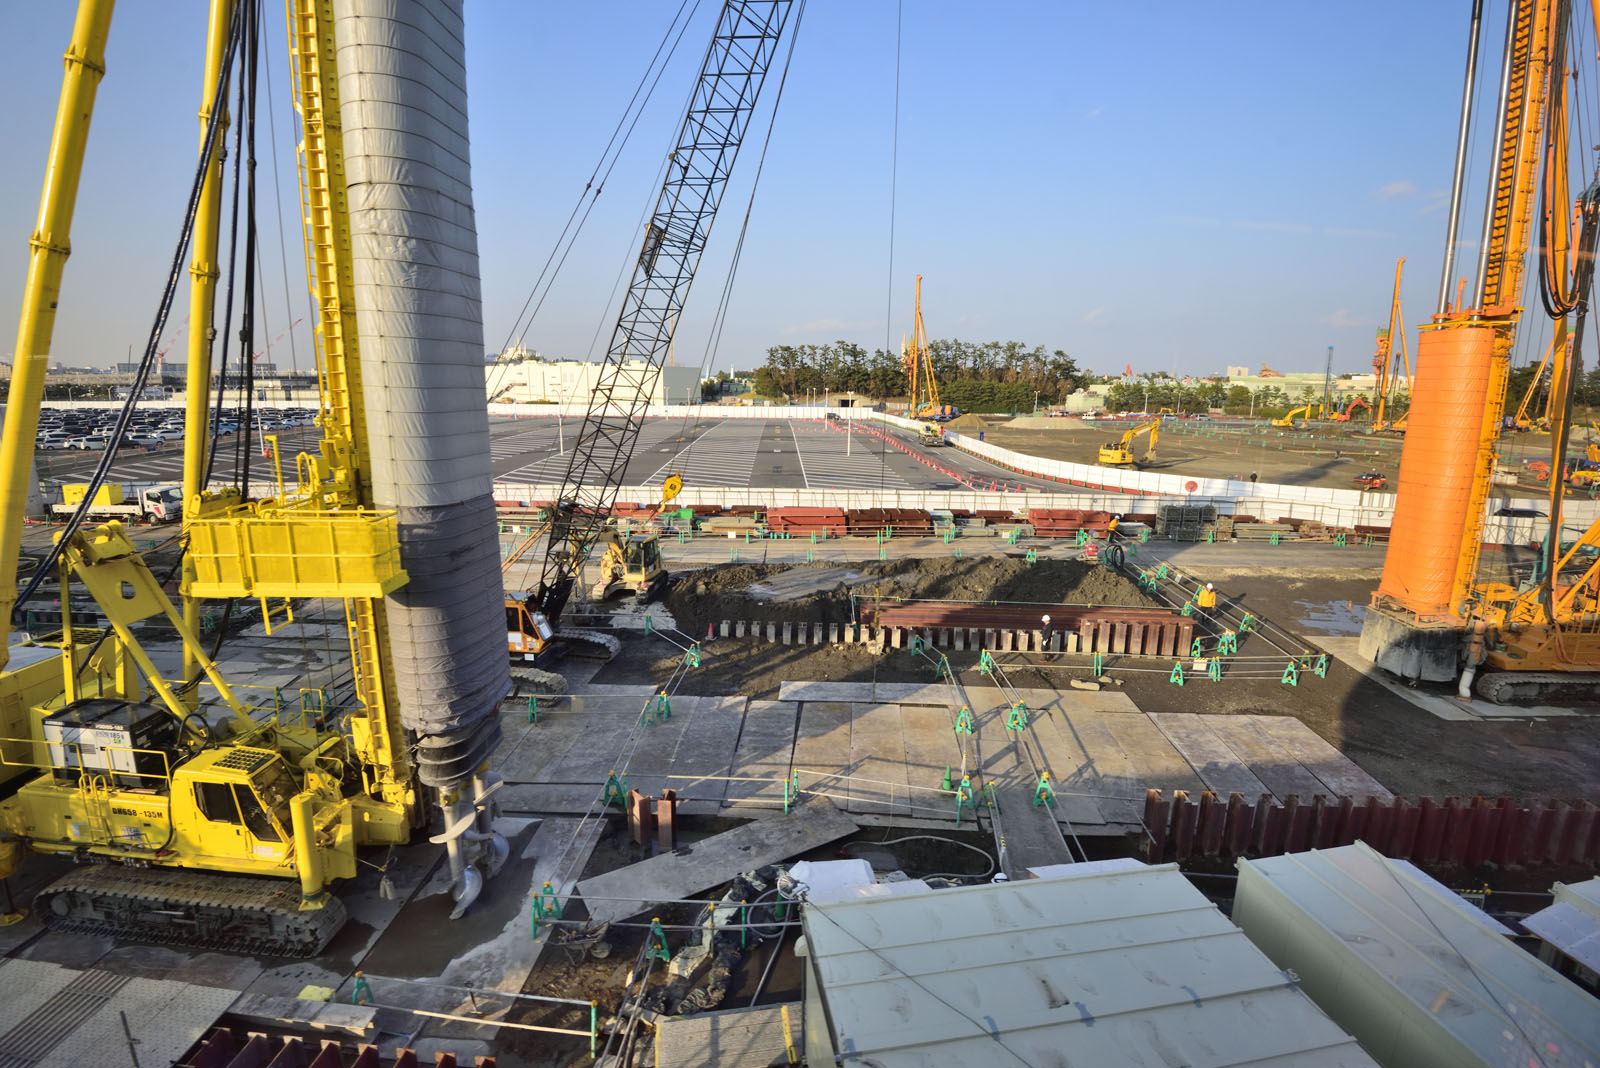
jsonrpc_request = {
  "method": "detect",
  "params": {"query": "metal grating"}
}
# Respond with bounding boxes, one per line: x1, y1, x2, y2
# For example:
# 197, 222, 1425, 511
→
0, 968, 129, 1068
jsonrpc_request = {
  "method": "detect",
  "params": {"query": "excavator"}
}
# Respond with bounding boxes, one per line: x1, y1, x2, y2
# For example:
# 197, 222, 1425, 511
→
1362, 0, 1600, 703
1270, 404, 1317, 428
1097, 419, 1159, 466
1330, 397, 1370, 423
0, 0, 527, 952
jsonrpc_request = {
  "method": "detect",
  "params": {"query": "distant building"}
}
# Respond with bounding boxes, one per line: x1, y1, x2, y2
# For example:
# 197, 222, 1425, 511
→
1258, 363, 1284, 378
1226, 364, 1250, 378
487, 358, 701, 405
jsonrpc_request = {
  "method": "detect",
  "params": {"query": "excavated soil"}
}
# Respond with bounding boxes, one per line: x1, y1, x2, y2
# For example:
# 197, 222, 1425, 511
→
661, 556, 1159, 639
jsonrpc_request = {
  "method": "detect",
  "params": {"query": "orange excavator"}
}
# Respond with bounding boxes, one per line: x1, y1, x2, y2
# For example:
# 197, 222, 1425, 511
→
1330, 397, 1370, 423
1361, 0, 1600, 702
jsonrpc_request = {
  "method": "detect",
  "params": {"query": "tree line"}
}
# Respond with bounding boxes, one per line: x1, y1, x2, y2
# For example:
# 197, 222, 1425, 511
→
748, 340, 1082, 413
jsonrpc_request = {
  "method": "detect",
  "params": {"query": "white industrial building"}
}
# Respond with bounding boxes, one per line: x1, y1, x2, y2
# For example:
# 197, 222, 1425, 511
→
486, 358, 701, 405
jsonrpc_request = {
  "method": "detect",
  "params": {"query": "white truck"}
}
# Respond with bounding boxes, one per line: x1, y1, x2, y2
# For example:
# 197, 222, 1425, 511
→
51, 483, 182, 524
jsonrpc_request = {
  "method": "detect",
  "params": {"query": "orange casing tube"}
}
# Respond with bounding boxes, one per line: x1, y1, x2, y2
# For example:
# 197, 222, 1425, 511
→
1375, 324, 1495, 617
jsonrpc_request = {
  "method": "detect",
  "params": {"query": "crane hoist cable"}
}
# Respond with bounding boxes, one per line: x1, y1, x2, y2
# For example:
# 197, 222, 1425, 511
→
489, 0, 703, 397
11, 2, 246, 625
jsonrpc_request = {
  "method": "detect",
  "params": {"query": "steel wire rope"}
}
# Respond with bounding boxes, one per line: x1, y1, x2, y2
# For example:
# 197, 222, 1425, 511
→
879, 0, 903, 497
868, 0, 904, 706
12, 1, 246, 623
673, 0, 808, 457
573, 15, 706, 404
487, 0, 702, 402
257, 9, 301, 375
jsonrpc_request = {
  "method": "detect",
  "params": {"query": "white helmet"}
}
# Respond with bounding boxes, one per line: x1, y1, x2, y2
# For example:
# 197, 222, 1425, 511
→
1041, 614, 1051, 624
1206, 583, 1214, 590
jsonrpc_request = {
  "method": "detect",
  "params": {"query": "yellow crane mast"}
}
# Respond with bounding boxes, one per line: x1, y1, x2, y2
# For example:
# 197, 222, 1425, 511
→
903, 275, 950, 420
1370, 257, 1410, 432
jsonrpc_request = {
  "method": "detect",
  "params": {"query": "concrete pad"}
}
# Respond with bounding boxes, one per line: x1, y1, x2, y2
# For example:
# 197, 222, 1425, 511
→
576, 799, 858, 925
226, 994, 376, 1037
1202, 716, 1335, 801
724, 700, 799, 809
1099, 715, 1207, 795
614, 700, 695, 798
1317, 637, 1578, 720
791, 702, 854, 796
1055, 712, 1151, 824
847, 703, 914, 816
1148, 713, 1272, 800
667, 696, 749, 815
1246, 714, 1394, 801
1014, 708, 1106, 828
899, 704, 969, 807
357, 817, 601, 1005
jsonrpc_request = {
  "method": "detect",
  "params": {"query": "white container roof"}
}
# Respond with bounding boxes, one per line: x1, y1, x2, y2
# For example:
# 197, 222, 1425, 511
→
1238, 844, 1600, 1067
801, 861, 1376, 1068
1524, 876, 1600, 976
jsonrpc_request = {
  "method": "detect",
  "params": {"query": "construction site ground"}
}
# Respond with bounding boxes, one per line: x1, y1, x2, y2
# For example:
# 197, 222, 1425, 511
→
4, 531, 1598, 1068
978, 417, 1599, 498
590, 544, 1600, 802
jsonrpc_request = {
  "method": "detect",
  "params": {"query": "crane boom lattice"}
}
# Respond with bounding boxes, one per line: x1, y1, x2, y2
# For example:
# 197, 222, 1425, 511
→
535, 1, 793, 624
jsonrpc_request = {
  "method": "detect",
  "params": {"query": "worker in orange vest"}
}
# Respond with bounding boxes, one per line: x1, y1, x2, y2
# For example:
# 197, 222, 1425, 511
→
1196, 583, 1218, 612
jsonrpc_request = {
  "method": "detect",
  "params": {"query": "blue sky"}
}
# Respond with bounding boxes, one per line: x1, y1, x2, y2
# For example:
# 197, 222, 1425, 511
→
0, 2, 1564, 380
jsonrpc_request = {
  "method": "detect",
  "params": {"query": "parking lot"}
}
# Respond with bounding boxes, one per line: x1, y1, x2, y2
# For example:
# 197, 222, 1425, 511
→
487, 414, 1066, 492
35, 405, 320, 491
34, 410, 1067, 495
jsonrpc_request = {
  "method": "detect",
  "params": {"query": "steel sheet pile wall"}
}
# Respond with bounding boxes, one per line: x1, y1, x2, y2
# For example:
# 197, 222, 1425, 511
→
337, 0, 508, 785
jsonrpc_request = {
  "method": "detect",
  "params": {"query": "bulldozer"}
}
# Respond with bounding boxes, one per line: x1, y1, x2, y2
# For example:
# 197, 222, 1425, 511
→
918, 422, 948, 447
1097, 419, 1159, 467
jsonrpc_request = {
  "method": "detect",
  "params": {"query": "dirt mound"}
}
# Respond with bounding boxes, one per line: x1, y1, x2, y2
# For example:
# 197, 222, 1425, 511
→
1006, 414, 1089, 430
662, 556, 1158, 636
944, 413, 995, 430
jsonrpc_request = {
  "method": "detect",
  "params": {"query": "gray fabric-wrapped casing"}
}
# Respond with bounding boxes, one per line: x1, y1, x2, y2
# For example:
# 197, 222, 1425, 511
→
335, 0, 509, 785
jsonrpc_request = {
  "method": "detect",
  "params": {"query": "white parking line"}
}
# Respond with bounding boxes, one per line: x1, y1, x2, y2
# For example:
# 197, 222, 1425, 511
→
785, 421, 811, 488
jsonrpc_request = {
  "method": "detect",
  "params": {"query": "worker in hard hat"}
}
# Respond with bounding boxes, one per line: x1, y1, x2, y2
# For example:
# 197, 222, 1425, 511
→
1196, 583, 1218, 611
1040, 613, 1054, 648
1106, 514, 1122, 541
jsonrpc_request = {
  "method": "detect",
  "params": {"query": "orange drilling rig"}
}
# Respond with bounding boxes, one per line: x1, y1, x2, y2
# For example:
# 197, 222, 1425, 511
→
1360, 0, 1600, 702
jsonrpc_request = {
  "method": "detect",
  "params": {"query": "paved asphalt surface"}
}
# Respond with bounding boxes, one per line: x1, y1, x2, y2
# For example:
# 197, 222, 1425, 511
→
36, 414, 1068, 493
487, 414, 1065, 491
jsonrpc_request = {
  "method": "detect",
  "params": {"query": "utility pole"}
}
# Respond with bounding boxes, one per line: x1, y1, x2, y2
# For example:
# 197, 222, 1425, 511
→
1321, 345, 1334, 415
